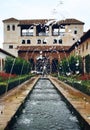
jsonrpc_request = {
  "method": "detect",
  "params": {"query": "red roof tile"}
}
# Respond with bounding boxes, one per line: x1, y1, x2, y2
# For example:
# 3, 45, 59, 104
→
3, 17, 84, 25
3, 17, 19, 22
57, 18, 84, 25
19, 19, 54, 25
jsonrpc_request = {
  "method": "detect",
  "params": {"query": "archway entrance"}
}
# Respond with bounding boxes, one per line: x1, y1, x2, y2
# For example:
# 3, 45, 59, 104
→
36, 56, 50, 74
29, 58, 35, 70
52, 58, 58, 73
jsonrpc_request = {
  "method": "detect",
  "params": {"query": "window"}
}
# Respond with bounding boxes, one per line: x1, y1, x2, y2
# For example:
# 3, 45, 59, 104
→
53, 29, 59, 36
7, 25, 10, 31
43, 39, 47, 44
53, 39, 57, 44
59, 39, 62, 44
37, 39, 41, 44
12, 25, 15, 31
22, 40, 25, 44
74, 30, 77, 34
22, 29, 27, 36
73, 38, 75, 41
9, 45, 13, 49
59, 26, 65, 36
27, 40, 31, 44
22, 26, 34, 36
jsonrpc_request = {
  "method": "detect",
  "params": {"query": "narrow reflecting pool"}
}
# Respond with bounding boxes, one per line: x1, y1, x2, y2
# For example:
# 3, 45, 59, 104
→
9, 79, 81, 130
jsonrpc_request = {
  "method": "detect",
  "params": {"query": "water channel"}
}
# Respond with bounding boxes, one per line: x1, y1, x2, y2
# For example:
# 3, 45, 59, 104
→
9, 78, 82, 130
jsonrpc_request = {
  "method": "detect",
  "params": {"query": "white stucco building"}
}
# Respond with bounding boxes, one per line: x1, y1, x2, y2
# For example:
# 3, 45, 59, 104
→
3, 17, 84, 57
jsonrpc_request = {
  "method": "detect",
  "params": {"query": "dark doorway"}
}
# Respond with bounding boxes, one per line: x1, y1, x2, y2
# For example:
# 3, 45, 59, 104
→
52, 58, 58, 73
29, 58, 35, 70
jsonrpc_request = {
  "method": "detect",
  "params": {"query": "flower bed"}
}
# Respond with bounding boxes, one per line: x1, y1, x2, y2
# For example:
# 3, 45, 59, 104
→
58, 75, 90, 96
0, 74, 34, 95
0, 72, 16, 81
78, 74, 90, 80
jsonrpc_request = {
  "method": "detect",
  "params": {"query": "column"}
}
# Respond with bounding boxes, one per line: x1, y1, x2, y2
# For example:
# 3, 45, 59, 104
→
83, 57, 86, 74
33, 25, 36, 36
0, 58, 3, 71
49, 26, 52, 36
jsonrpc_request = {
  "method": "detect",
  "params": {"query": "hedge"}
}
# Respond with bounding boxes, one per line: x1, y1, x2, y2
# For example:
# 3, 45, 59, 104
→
58, 76, 90, 96
0, 74, 33, 96
0, 82, 7, 95
66, 81, 90, 96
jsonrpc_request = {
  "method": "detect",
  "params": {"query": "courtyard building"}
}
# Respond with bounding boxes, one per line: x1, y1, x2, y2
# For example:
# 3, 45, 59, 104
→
69, 29, 90, 74
69, 29, 90, 57
3, 17, 84, 73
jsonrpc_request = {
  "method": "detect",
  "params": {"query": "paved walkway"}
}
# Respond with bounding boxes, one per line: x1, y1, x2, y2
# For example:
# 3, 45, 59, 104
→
49, 76, 90, 129
0, 76, 39, 130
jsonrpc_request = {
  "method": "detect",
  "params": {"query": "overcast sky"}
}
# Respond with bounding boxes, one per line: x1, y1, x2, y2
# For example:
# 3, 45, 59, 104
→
0, 0, 90, 48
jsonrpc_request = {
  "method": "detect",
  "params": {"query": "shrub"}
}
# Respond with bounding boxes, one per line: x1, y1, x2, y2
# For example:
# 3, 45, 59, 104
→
0, 82, 7, 95
65, 79, 90, 96
59, 55, 83, 75
4, 57, 31, 75
0, 74, 33, 96
7, 74, 33, 91
0, 72, 16, 81
78, 74, 90, 80
58, 75, 90, 96
85, 54, 90, 74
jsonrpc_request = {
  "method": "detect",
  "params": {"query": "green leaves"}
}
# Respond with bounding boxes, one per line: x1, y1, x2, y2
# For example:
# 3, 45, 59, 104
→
59, 55, 83, 75
4, 57, 31, 75
85, 54, 90, 74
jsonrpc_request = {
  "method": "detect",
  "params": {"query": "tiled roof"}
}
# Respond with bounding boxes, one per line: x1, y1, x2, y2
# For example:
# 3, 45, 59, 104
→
0, 48, 16, 58
17, 45, 70, 52
3, 17, 54, 25
3, 17, 84, 25
19, 19, 54, 25
57, 18, 84, 25
3, 17, 19, 22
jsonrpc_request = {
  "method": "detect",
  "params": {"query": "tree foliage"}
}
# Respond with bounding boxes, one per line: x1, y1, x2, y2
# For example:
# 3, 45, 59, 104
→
4, 57, 31, 75
59, 55, 83, 75
85, 54, 90, 74
69, 55, 76, 74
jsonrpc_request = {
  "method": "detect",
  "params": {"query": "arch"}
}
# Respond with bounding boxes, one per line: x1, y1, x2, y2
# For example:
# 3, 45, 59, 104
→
43, 39, 47, 44
53, 39, 57, 44
37, 39, 41, 44
27, 40, 31, 44
7, 25, 10, 31
12, 25, 15, 31
52, 58, 58, 73
22, 40, 25, 44
59, 39, 62, 44
29, 58, 35, 70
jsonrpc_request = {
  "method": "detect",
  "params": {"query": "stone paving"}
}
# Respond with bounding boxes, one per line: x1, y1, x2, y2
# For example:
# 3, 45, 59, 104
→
49, 76, 90, 129
0, 76, 39, 130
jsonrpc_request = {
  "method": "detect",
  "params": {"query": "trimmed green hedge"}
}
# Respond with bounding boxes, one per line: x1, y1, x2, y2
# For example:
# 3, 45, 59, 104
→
0, 82, 7, 95
0, 74, 34, 96
66, 81, 90, 96
58, 76, 90, 96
